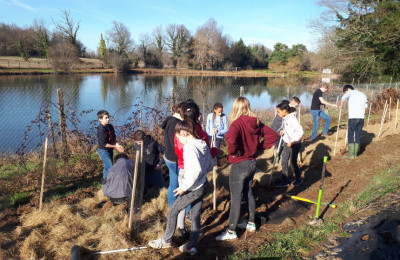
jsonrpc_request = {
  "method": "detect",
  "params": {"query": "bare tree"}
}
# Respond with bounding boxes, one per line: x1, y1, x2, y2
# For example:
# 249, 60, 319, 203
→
49, 42, 79, 72
106, 21, 133, 56
193, 18, 226, 70
53, 10, 80, 46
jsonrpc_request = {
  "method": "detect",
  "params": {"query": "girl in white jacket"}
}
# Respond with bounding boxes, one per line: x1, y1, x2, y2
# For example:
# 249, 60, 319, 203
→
148, 119, 213, 255
275, 102, 304, 187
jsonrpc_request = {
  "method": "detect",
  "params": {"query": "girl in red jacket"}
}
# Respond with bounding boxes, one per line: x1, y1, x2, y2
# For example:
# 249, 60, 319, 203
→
216, 97, 277, 241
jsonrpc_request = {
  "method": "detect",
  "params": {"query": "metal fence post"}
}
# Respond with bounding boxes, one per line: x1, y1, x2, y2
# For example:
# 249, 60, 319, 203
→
240, 86, 244, 96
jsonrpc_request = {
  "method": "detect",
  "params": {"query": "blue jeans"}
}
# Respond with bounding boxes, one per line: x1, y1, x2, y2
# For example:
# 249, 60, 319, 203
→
348, 119, 364, 143
98, 148, 113, 179
311, 109, 330, 139
164, 156, 180, 207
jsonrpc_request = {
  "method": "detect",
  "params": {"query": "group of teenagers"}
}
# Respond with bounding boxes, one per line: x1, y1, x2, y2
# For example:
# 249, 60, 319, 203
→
96, 83, 367, 255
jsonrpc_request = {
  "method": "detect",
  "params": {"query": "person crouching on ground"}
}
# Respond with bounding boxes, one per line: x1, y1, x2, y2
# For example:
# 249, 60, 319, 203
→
216, 97, 278, 241
102, 153, 133, 204
339, 85, 368, 159
275, 102, 304, 188
148, 119, 213, 255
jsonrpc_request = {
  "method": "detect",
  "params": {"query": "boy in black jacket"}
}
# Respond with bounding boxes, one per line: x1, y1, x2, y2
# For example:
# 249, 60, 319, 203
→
97, 110, 124, 181
133, 130, 166, 188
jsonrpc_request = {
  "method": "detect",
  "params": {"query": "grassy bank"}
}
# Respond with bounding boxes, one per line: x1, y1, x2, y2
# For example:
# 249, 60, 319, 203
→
228, 162, 400, 260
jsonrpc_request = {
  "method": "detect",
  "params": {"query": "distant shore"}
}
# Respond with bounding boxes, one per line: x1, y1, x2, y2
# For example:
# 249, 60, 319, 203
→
0, 56, 335, 78
0, 67, 333, 78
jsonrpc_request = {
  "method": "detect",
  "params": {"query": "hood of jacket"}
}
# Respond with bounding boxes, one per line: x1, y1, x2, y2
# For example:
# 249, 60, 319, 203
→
236, 115, 261, 134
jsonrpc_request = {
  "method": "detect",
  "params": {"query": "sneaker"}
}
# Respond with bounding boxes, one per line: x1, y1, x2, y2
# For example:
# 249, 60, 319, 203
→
148, 238, 171, 249
293, 178, 304, 187
276, 181, 290, 188
237, 221, 256, 232
179, 244, 197, 255
216, 229, 237, 241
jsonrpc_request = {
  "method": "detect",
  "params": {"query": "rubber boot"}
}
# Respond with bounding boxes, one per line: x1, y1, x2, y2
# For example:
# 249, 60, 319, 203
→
354, 143, 360, 158
348, 143, 355, 159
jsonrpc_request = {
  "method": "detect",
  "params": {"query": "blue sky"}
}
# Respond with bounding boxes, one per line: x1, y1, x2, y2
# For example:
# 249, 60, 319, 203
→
1, 0, 322, 53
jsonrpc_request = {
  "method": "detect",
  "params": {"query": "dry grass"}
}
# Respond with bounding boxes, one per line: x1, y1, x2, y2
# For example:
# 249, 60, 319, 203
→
14, 188, 171, 259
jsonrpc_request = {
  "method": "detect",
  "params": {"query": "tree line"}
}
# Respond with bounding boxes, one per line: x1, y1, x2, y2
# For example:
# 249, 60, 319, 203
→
2, 1, 399, 78
310, 0, 400, 78
0, 10, 311, 73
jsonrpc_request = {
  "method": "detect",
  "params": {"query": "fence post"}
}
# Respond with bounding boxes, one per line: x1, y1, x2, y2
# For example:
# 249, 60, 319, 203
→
169, 88, 175, 113
139, 110, 143, 129
47, 109, 57, 157
240, 86, 244, 96
129, 149, 140, 235
39, 138, 48, 211
57, 88, 68, 163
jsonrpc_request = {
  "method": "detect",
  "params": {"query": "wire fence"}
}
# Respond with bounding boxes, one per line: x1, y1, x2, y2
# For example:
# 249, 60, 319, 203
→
1, 76, 399, 156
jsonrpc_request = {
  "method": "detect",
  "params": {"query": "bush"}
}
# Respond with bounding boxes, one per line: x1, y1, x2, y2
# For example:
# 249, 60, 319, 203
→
106, 53, 132, 73
49, 42, 79, 73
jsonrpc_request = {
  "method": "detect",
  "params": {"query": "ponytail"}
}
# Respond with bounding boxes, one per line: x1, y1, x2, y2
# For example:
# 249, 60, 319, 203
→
276, 102, 296, 113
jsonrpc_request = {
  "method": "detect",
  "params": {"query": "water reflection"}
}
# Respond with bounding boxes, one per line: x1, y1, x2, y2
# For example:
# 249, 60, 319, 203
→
0, 74, 331, 152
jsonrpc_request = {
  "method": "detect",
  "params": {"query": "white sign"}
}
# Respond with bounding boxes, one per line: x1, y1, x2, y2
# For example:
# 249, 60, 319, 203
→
322, 78, 331, 83
322, 69, 332, 74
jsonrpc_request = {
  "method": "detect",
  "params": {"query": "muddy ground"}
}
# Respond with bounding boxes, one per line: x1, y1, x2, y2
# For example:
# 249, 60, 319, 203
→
1, 106, 400, 259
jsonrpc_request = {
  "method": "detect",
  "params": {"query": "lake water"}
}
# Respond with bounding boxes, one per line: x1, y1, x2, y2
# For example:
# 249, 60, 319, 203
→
0, 74, 354, 153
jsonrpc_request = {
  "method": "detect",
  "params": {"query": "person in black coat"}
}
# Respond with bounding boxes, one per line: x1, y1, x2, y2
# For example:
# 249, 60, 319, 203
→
133, 130, 167, 188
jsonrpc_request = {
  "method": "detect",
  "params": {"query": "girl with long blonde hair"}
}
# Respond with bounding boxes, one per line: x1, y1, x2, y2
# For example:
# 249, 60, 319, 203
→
216, 96, 278, 240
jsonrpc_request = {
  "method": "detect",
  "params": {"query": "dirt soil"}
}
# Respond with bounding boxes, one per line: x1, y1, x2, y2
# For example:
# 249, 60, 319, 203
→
1, 108, 400, 259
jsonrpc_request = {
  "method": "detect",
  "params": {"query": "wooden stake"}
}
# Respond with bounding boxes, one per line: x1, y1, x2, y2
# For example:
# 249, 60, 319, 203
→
138, 141, 145, 209
129, 149, 141, 232
367, 103, 372, 126
333, 109, 342, 155
39, 138, 48, 211
389, 98, 392, 121
378, 102, 388, 138
395, 99, 399, 132
211, 134, 217, 211
297, 106, 302, 164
